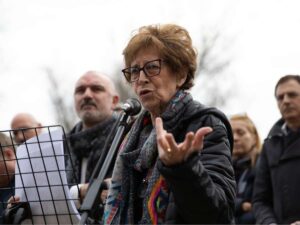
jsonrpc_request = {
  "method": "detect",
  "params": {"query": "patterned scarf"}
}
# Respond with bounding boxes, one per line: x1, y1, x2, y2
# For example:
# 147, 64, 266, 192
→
104, 90, 191, 225
65, 114, 118, 185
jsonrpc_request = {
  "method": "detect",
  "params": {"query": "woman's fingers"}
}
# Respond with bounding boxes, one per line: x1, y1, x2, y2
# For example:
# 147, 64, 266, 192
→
192, 127, 213, 149
181, 132, 194, 152
165, 133, 177, 152
155, 117, 164, 136
156, 117, 169, 150
156, 117, 213, 166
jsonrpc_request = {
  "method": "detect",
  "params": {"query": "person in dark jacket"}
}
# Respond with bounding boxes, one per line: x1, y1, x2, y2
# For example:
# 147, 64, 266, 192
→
3, 72, 121, 224
230, 114, 261, 224
66, 71, 120, 185
103, 23, 236, 225
65, 71, 120, 222
253, 74, 300, 225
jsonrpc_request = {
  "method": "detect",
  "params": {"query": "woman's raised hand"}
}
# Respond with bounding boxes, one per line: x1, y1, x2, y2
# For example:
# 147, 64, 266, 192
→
155, 117, 212, 166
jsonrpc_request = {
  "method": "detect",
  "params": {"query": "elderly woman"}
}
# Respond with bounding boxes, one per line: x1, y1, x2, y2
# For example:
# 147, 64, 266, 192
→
230, 114, 261, 224
104, 24, 235, 224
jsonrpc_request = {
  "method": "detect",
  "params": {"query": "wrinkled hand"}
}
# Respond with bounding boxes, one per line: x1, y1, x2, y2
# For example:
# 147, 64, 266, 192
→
7, 195, 20, 209
155, 117, 212, 166
79, 178, 111, 203
79, 183, 89, 202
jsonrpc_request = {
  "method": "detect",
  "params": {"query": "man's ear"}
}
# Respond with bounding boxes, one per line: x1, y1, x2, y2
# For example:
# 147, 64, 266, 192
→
112, 95, 120, 109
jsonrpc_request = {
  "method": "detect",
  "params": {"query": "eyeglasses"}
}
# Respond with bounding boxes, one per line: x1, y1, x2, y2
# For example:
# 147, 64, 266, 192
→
122, 59, 162, 83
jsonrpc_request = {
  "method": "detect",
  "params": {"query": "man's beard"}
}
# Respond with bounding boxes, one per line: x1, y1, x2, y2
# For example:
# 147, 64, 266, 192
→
80, 111, 103, 126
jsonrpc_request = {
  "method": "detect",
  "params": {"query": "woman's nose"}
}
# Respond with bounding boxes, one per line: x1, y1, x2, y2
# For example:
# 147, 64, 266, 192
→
137, 70, 149, 83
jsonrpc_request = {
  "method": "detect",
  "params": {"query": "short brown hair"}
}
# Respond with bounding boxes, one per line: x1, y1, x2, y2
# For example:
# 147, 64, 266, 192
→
123, 24, 197, 90
275, 74, 300, 97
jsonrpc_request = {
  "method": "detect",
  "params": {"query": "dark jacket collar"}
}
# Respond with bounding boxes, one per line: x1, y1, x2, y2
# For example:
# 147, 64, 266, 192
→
267, 118, 285, 138
267, 118, 300, 139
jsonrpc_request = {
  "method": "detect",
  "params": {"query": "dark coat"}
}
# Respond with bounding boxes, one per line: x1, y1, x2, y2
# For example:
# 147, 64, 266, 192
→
253, 118, 300, 224
104, 93, 235, 225
157, 101, 236, 224
65, 114, 120, 223
233, 157, 256, 224
65, 114, 119, 185
0, 179, 15, 224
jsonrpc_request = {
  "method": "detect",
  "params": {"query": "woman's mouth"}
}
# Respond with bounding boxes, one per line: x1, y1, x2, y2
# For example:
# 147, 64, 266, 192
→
139, 90, 152, 97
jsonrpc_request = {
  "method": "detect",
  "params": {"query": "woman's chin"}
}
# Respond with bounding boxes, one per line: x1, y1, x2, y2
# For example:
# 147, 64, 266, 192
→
140, 101, 158, 114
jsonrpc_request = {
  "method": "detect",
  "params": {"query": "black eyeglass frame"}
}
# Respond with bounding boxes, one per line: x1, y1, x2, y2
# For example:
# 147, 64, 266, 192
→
121, 59, 163, 83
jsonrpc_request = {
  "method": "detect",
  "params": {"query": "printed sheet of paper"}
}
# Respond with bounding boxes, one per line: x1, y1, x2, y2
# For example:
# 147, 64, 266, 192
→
15, 128, 81, 224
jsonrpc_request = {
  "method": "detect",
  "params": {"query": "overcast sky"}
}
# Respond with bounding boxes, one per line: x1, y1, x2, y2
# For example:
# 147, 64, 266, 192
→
1, 0, 300, 139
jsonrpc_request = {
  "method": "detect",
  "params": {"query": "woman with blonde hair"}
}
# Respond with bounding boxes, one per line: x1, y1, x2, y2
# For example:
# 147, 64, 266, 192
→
230, 113, 261, 224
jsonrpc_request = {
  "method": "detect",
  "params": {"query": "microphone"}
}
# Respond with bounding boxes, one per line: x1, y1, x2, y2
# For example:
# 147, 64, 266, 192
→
121, 98, 141, 116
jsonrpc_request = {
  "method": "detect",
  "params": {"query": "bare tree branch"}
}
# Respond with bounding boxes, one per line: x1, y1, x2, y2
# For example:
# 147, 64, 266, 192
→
44, 67, 77, 132
195, 30, 235, 108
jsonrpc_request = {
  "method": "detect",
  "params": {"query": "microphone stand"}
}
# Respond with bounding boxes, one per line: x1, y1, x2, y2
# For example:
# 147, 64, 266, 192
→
78, 111, 132, 225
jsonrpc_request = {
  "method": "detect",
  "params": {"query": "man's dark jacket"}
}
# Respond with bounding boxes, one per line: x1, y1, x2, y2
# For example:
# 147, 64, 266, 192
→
65, 115, 119, 185
253, 118, 300, 224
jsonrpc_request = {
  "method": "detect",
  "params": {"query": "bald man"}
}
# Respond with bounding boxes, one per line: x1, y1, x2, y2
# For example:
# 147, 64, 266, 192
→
10, 113, 42, 144
65, 71, 120, 218
73, 71, 119, 130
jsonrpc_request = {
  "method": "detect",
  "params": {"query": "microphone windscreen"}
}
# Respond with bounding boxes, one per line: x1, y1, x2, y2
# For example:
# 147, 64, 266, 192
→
122, 98, 141, 116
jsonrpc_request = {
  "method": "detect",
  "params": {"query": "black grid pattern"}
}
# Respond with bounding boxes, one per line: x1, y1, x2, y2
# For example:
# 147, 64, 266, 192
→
0, 125, 81, 224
